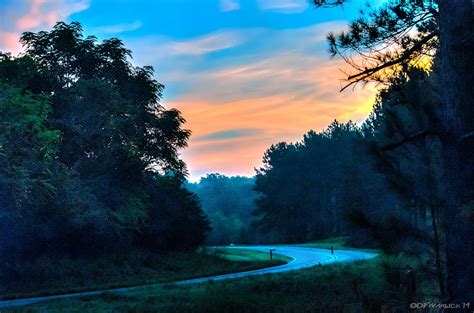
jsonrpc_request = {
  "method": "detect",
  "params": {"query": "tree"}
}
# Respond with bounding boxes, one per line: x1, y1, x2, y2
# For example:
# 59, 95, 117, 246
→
253, 121, 389, 243
361, 68, 447, 298
0, 84, 60, 257
313, 0, 474, 300
0, 22, 210, 263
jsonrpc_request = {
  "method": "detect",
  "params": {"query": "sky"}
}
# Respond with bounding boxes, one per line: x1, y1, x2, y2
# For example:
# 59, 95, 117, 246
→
0, 0, 382, 181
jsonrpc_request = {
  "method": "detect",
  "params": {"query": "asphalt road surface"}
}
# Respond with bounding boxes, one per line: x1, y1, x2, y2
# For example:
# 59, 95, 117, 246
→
0, 245, 377, 309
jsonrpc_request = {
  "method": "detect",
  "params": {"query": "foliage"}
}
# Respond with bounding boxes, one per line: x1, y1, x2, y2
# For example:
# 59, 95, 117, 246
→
254, 120, 393, 244
0, 22, 210, 290
314, 0, 438, 90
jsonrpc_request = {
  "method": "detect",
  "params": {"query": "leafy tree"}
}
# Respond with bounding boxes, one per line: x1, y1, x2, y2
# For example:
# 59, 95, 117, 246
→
0, 21, 210, 268
0, 84, 60, 256
141, 175, 210, 251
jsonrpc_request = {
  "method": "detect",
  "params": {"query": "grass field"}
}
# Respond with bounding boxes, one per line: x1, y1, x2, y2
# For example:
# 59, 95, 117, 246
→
284, 236, 379, 253
212, 248, 292, 263
4, 239, 436, 312
1, 248, 286, 300
7, 254, 432, 313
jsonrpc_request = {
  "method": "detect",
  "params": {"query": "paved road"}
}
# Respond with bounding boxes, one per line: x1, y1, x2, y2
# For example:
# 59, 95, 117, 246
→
0, 246, 377, 309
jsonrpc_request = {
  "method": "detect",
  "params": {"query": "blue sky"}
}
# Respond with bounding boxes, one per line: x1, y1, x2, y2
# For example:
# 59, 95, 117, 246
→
0, 0, 382, 180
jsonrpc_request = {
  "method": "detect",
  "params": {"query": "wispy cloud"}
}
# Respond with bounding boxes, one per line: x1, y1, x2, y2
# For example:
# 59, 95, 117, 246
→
219, 0, 240, 12
154, 22, 377, 178
125, 29, 251, 66
16, 0, 90, 31
164, 30, 246, 56
87, 21, 142, 35
257, 0, 308, 13
0, 0, 90, 54
195, 128, 264, 141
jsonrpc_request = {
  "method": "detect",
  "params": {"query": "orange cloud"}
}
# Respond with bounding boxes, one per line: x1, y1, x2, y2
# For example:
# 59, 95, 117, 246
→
168, 59, 377, 179
151, 24, 379, 180
0, 31, 21, 55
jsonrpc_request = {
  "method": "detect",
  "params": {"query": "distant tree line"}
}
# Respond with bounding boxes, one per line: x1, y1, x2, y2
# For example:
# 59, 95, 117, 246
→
0, 22, 210, 277
187, 174, 266, 245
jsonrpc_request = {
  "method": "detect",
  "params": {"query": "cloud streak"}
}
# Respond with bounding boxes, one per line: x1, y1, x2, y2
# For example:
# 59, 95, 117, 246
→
154, 23, 377, 178
220, 0, 240, 12
0, 0, 90, 54
194, 128, 264, 141
257, 0, 308, 13
87, 21, 142, 35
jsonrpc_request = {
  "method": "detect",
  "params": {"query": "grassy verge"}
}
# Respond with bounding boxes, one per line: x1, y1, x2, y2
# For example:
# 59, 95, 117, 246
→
282, 236, 379, 253
212, 248, 292, 263
4, 239, 437, 312
9, 254, 434, 313
1, 248, 286, 300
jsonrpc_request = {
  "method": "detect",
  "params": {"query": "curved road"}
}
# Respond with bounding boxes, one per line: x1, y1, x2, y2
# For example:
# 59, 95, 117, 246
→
0, 245, 377, 309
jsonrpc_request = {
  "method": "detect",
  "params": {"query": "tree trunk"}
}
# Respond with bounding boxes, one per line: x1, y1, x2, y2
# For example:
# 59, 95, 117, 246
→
437, 0, 474, 301
430, 203, 446, 299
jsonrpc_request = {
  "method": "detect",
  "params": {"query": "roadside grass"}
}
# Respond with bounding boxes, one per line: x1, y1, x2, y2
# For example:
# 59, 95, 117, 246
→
1, 248, 285, 300
222, 236, 379, 253
10, 253, 434, 313
212, 248, 292, 263
286, 236, 380, 253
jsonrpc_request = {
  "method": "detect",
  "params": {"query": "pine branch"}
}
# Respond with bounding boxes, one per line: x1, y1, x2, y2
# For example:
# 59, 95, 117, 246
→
341, 31, 439, 91
458, 131, 474, 143
380, 130, 437, 151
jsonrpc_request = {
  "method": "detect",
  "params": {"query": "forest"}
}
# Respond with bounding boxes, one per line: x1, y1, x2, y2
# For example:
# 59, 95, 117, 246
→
0, 22, 210, 291
0, 0, 473, 311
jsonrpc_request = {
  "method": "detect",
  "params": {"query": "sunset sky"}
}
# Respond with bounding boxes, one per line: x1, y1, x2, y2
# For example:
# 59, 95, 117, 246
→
0, 0, 381, 181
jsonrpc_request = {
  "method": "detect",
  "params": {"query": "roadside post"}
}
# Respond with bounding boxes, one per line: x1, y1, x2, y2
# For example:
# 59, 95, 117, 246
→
269, 248, 276, 260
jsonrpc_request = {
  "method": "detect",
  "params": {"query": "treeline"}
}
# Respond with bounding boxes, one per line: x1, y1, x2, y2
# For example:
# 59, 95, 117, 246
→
253, 119, 392, 244
254, 68, 445, 247
0, 22, 210, 275
187, 174, 266, 245
253, 64, 473, 298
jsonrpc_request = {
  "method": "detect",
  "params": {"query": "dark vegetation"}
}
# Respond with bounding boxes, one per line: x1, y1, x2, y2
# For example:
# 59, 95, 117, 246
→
251, 0, 474, 304
1, 0, 473, 310
2, 248, 284, 300
0, 22, 210, 296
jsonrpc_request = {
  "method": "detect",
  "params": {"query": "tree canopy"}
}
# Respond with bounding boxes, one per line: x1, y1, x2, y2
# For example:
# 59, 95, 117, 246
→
0, 22, 210, 273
